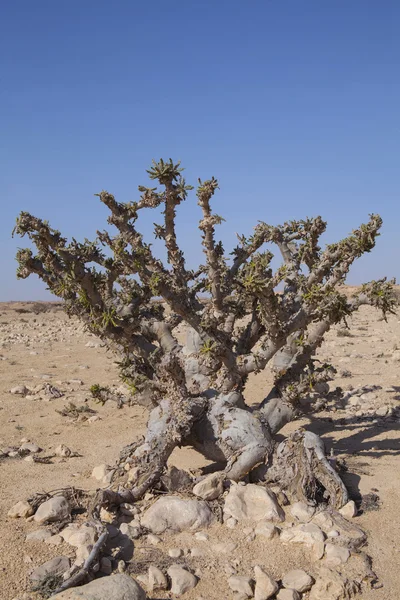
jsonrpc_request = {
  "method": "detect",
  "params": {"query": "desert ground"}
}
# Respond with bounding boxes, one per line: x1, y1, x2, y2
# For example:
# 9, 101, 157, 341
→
1, 295, 400, 599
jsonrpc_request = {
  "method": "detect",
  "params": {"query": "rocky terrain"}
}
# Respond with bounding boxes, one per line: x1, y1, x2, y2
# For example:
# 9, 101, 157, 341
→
1, 297, 400, 600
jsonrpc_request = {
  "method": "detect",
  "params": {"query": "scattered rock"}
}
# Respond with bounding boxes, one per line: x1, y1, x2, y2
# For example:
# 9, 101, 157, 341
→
34, 496, 70, 524
45, 534, 63, 546
161, 466, 193, 492
192, 472, 224, 500
26, 529, 52, 541
168, 548, 183, 558
119, 522, 141, 539
54, 574, 146, 599
254, 565, 279, 599
211, 542, 238, 555
228, 575, 253, 598
168, 565, 198, 596
147, 534, 162, 545
92, 464, 115, 485
55, 444, 73, 457
289, 502, 315, 522
339, 500, 357, 519
255, 522, 278, 540
282, 569, 313, 592
10, 385, 28, 395
20, 442, 41, 453
148, 565, 168, 592
225, 517, 238, 529
325, 543, 350, 567
224, 484, 285, 523
30, 555, 70, 582
280, 523, 325, 546
61, 524, 97, 547
309, 567, 358, 600
141, 496, 213, 534
277, 590, 300, 600
8, 501, 34, 518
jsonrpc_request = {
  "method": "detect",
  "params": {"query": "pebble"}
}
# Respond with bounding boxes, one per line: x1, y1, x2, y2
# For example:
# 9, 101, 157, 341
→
8, 501, 34, 519
282, 569, 313, 592
168, 548, 183, 558
325, 543, 350, 567
254, 565, 279, 599
228, 575, 253, 598
148, 565, 168, 592
339, 500, 357, 519
168, 565, 198, 596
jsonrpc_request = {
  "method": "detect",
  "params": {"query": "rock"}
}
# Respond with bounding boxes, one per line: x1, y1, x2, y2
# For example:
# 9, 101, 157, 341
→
168, 548, 183, 558
141, 496, 213, 534
119, 522, 141, 539
254, 565, 279, 599
30, 555, 70, 582
339, 500, 357, 519
312, 541, 326, 560
289, 501, 315, 522
147, 534, 162, 545
211, 542, 238, 555
53, 574, 146, 599
194, 532, 209, 541
192, 472, 224, 500
148, 565, 168, 592
277, 590, 300, 600
228, 575, 253, 597
282, 569, 313, 592
225, 517, 238, 529
309, 567, 357, 600
75, 545, 92, 565
168, 565, 198, 596
325, 543, 350, 567
161, 466, 193, 492
224, 484, 285, 523
34, 496, 70, 524
26, 529, 52, 541
92, 464, 114, 485
61, 524, 97, 547
100, 557, 113, 575
280, 523, 325, 546
8, 500, 34, 518
120, 503, 140, 517
255, 521, 278, 540
55, 444, 72, 457
45, 534, 63, 546
10, 385, 28, 395
20, 442, 41, 453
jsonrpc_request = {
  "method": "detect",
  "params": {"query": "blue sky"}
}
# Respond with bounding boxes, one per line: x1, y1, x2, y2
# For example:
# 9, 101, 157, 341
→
1, 0, 399, 300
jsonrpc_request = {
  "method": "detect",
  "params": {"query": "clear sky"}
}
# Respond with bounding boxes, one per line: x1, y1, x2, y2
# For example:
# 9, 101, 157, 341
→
1, 0, 399, 301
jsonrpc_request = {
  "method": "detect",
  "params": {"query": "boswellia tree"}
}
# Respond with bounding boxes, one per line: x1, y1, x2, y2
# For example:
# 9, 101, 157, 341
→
14, 159, 397, 515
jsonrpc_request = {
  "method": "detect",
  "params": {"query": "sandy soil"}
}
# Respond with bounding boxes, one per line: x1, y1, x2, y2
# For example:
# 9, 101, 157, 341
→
1, 299, 399, 599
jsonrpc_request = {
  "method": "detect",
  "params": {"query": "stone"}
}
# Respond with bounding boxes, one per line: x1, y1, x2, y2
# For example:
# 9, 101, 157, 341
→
34, 496, 70, 524
325, 543, 350, 567
225, 517, 238, 529
211, 542, 238, 555
228, 575, 253, 597
312, 541, 326, 560
45, 534, 63, 546
75, 545, 92, 565
26, 529, 52, 541
309, 567, 356, 600
289, 501, 315, 522
20, 442, 41, 453
280, 523, 325, 546
254, 565, 279, 599
339, 500, 357, 519
167, 565, 198, 596
277, 590, 300, 600
148, 565, 168, 592
30, 555, 70, 582
141, 496, 213, 534
55, 444, 72, 457
255, 522, 278, 539
282, 569, 313, 592
100, 557, 113, 575
194, 532, 209, 541
53, 574, 146, 599
168, 548, 183, 558
161, 466, 193, 492
8, 501, 34, 518
192, 472, 224, 500
60, 524, 97, 547
92, 464, 114, 485
119, 522, 141, 539
147, 534, 162, 545
10, 385, 28, 395
224, 484, 285, 523
120, 503, 140, 517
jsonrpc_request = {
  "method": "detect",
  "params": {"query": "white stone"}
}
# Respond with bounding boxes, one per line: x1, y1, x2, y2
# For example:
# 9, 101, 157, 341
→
10, 385, 28, 395
53, 574, 146, 599
325, 543, 350, 567
255, 521, 278, 540
55, 444, 72, 457
168, 565, 198, 596
277, 590, 300, 600
141, 496, 213, 534
20, 442, 41, 453
45, 534, 63, 546
61, 524, 97, 547
119, 522, 141, 539
225, 517, 238, 529
254, 565, 279, 600
8, 501, 34, 518
309, 567, 352, 600
224, 484, 285, 523
168, 548, 183, 558
280, 523, 325, 546
192, 473, 224, 500
211, 542, 238, 555
339, 500, 357, 519
34, 496, 70, 524
26, 529, 52, 541
289, 501, 315, 522
282, 569, 313, 592
148, 565, 168, 592
228, 575, 253, 597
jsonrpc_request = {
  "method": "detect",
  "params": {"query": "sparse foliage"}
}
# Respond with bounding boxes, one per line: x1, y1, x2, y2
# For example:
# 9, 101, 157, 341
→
14, 159, 397, 508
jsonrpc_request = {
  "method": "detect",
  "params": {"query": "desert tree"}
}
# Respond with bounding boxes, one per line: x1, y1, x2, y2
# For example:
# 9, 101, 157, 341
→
14, 159, 397, 513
